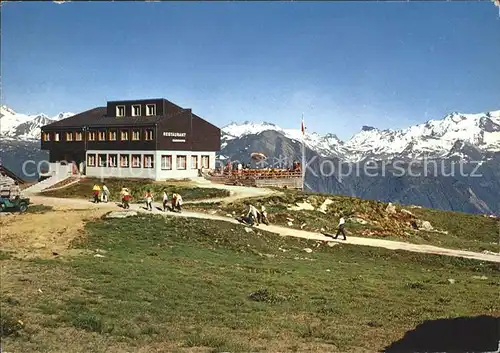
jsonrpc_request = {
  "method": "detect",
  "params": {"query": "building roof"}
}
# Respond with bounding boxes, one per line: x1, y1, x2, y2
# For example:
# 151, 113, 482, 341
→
0, 164, 26, 184
43, 107, 190, 129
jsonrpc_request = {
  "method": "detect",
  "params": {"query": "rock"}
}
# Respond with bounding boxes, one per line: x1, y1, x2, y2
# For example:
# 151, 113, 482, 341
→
401, 209, 414, 216
0, 212, 13, 217
327, 242, 338, 247
225, 214, 233, 217
287, 221, 293, 226
244, 227, 253, 233
94, 254, 105, 258
300, 223, 307, 229
326, 269, 331, 272
417, 220, 434, 231
95, 249, 107, 254
351, 217, 368, 225
318, 199, 334, 214
286, 217, 295, 222
209, 210, 217, 215
385, 203, 397, 214
448, 278, 456, 284
472, 275, 488, 280
33, 243, 46, 249
303, 248, 313, 253
105, 211, 138, 219
287, 202, 315, 211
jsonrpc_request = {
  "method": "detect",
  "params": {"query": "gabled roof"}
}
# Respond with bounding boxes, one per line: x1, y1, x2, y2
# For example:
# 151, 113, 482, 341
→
42, 107, 190, 129
0, 165, 26, 184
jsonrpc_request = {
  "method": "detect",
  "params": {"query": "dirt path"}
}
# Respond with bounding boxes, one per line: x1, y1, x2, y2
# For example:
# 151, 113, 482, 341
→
25, 193, 500, 264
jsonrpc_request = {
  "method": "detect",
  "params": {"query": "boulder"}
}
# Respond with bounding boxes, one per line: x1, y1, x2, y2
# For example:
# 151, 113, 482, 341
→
288, 202, 315, 211
104, 211, 138, 219
351, 217, 368, 225
303, 248, 313, 253
244, 227, 253, 233
417, 220, 434, 231
318, 199, 334, 214
401, 209, 414, 216
385, 203, 397, 214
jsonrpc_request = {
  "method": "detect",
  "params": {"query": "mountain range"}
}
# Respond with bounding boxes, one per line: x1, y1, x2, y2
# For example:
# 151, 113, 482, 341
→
1, 104, 499, 215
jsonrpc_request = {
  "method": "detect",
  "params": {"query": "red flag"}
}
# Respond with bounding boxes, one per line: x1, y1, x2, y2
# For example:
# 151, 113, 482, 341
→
301, 118, 305, 135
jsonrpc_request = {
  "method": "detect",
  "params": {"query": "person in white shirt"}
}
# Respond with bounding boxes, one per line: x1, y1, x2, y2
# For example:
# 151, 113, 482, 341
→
102, 183, 110, 203
162, 191, 169, 212
175, 194, 183, 212
334, 215, 347, 240
247, 204, 260, 225
258, 205, 269, 225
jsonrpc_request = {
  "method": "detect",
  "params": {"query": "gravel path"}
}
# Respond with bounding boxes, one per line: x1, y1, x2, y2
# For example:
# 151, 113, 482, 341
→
27, 192, 500, 264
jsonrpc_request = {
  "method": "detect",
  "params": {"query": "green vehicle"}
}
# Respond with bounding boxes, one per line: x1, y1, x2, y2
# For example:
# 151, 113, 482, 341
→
0, 197, 30, 213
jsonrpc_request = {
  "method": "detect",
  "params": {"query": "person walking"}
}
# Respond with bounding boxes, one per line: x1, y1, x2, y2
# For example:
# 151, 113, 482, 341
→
121, 188, 131, 209
174, 193, 183, 212
247, 203, 260, 225
162, 190, 169, 212
102, 183, 110, 203
92, 184, 101, 203
144, 189, 153, 211
259, 205, 269, 225
334, 215, 347, 240
171, 193, 178, 211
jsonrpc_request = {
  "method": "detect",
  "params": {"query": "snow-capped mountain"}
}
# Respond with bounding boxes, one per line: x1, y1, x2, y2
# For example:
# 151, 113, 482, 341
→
221, 109, 500, 162
222, 121, 344, 158
0, 105, 74, 141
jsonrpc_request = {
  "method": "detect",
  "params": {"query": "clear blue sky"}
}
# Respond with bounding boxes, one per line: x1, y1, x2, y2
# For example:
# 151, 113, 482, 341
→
2, 1, 499, 140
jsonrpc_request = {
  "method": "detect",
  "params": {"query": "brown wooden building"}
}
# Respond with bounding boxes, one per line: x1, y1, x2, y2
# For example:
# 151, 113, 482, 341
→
41, 98, 220, 180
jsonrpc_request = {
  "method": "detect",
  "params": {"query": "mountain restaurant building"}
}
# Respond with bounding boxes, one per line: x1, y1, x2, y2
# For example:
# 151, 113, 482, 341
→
40, 98, 220, 180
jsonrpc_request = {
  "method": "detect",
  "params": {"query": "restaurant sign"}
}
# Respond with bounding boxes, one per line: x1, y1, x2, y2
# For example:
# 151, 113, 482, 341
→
163, 131, 186, 143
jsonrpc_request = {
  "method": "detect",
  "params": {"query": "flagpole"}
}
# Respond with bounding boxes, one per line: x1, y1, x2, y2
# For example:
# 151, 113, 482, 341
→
301, 113, 305, 192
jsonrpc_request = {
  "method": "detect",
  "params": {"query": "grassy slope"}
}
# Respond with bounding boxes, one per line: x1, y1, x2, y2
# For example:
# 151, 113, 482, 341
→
41, 177, 230, 202
185, 190, 500, 253
2, 215, 498, 353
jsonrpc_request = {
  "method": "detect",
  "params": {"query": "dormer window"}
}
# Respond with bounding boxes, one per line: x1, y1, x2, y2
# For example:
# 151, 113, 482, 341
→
132, 105, 141, 117
146, 104, 156, 116
116, 105, 125, 117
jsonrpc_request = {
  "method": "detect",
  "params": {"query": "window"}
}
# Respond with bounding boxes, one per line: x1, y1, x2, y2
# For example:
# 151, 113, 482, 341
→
132, 130, 140, 141
98, 131, 106, 141
132, 105, 141, 116
144, 129, 154, 141
75, 132, 83, 141
108, 154, 118, 167
116, 105, 125, 117
54, 133, 60, 142
98, 154, 107, 167
120, 154, 129, 168
191, 155, 198, 169
201, 155, 210, 169
87, 154, 96, 167
132, 154, 141, 168
161, 155, 172, 170
88, 131, 96, 141
121, 130, 129, 141
109, 130, 117, 141
42, 132, 51, 142
146, 104, 156, 116
66, 132, 73, 141
144, 154, 154, 168
176, 155, 187, 170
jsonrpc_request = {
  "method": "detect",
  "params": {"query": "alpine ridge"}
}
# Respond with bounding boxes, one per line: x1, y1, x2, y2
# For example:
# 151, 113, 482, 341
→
221, 109, 500, 162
